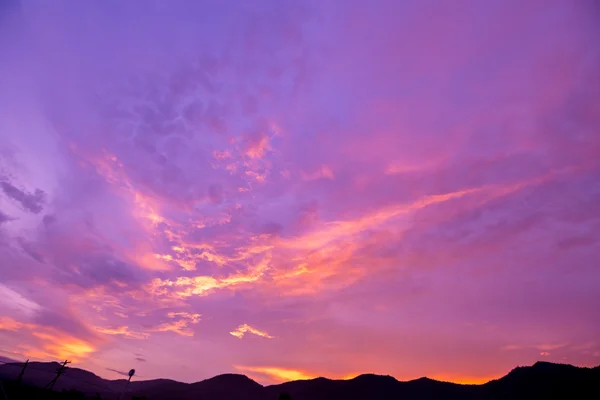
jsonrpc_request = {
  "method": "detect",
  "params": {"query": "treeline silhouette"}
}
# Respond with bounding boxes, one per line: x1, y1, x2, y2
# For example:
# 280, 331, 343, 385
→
2, 380, 104, 400
1, 380, 149, 400
0, 359, 126, 400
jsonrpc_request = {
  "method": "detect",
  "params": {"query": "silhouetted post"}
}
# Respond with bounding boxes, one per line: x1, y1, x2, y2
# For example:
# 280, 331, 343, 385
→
118, 368, 135, 400
17, 359, 28, 384
45, 360, 70, 391
0, 380, 9, 400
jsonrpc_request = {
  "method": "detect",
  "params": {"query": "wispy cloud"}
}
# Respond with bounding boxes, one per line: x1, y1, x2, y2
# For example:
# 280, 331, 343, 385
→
502, 343, 569, 352
95, 326, 149, 340
230, 324, 274, 340
148, 312, 201, 337
106, 368, 130, 377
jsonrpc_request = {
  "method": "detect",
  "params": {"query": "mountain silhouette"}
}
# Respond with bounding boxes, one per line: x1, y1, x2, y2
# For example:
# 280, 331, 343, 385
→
1, 361, 599, 399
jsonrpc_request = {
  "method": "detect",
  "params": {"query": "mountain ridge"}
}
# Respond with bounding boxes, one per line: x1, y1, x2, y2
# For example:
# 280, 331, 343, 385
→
1, 361, 599, 399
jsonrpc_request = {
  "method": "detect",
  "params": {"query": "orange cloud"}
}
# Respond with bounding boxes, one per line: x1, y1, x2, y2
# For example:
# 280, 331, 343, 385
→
267, 176, 563, 296
0, 316, 25, 331
149, 312, 201, 337
150, 320, 194, 336
245, 169, 267, 183
272, 241, 363, 295
29, 332, 96, 362
158, 233, 240, 272
144, 176, 557, 302
94, 325, 149, 339
246, 136, 271, 159
84, 151, 181, 272
151, 255, 271, 298
230, 324, 274, 339
133, 249, 173, 271
277, 187, 481, 252
171, 188, 477, 298
0, 317, 97, 362
167, 312, 201, 323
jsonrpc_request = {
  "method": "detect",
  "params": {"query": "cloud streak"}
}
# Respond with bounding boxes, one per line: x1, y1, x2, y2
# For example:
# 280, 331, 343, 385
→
230, 324, 274, 340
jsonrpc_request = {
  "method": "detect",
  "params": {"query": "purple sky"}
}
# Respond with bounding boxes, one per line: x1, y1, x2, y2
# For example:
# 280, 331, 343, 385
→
1, 0, 599, 385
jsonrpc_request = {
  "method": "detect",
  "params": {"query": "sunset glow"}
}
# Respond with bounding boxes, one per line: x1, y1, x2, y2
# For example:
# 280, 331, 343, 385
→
0, 0, 599, 386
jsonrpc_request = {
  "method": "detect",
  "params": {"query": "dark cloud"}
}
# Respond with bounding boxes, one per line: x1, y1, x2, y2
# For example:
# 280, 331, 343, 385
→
42, 214, 57, 226
33, 308, 99, 341
135, 357, 146, 363
0, 210, 12, 224
106, 368, 129, 377
83, 256, 142, 285
0, 180, 46, 214
55, 253, 149, 290
208, 184, 224, 204
260, 221, 283, 236
17, 237, 45, 263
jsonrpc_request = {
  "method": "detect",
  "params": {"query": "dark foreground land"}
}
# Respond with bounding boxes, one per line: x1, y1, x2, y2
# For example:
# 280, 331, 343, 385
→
1, 361, 599, 400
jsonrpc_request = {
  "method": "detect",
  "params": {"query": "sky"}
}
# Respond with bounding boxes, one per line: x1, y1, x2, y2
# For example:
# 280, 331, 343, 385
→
0, 0, 599, 386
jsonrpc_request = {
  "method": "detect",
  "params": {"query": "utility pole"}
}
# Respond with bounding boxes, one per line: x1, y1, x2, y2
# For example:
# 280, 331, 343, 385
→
44, 360, 70, 391
117, 369, 135, 400
0, 380, 9, 400
17, 360, 28, 384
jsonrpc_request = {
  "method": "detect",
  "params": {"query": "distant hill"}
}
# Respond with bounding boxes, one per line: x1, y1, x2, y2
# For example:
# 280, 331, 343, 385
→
1, 361, 599, 399
0, 355, 19, 364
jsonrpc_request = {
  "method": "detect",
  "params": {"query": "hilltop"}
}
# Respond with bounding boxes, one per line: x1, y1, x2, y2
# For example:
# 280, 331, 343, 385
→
1, 361, 599, 399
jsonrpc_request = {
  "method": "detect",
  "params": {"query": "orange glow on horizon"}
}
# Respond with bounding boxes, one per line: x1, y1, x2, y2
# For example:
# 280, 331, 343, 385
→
1, 317, 97, 362
235, 366, 317, 383
429, 374, 501, 385
234, 366, 367, 384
